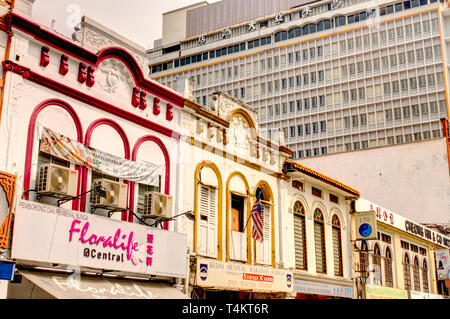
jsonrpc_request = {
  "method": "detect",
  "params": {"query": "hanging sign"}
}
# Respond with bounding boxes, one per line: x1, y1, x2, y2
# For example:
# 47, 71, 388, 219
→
39, 127, 162, 185
0, 171, 17, 249
354, 210, 377, 240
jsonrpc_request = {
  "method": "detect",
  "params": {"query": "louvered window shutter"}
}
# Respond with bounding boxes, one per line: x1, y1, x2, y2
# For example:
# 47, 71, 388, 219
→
256, 205, 271, 265
198, 185, 217, 258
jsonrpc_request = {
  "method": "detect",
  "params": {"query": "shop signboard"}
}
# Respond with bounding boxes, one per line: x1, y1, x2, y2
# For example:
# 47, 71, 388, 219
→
11, 200, 187, 278
356, 199, 450, 248
409, 291, 445, 299
195, 257, 293, 293
435, 249, 450, 280
293, 279, 353, 298
353, 210, 377, 240
365, 284, 408, 299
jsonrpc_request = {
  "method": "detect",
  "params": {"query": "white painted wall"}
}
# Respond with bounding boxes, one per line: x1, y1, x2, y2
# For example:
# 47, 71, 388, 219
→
298, 138, 450, 224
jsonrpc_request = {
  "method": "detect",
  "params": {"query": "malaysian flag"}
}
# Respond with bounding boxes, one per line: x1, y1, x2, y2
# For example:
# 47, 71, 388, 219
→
251, 189, 264, 242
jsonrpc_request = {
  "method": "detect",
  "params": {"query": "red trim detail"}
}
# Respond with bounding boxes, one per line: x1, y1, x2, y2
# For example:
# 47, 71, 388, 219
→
11, 13, 185, 108
4, 61, 180, 139
81, 118, 131, 220
130, 135, 171, 229
23, 99, 83, 207
441, 118, 450, 176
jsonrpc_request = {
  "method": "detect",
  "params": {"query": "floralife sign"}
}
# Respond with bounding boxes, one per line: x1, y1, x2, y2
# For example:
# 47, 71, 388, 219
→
195, 257, 293, 293
356, 199, 450, 248
11, 200, 187, 278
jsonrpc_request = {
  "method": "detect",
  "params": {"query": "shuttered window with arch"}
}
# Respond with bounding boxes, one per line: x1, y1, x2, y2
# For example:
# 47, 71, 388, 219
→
293, 201, 307, 270
314, 208, 326, 274
331, 214, 343, 276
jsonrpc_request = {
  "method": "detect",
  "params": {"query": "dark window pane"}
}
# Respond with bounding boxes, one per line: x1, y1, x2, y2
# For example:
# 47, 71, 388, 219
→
254, 39, 260, 47
411, 0, 419, 7
248, 41, 254, 49
395, 3, 403, 11
309, 24, 316, 33
174, 60, 179, 67
281, 31, 288, 40
216, 49, 221, 57
233, 44, 239, 52
240, 43, 246, 50
210, 51, 215, 59
261, 37, 266, 45
275, 32, 281, 42
221, 47, 227, 55
266, 36, 271, 44
386, 5, 394, 14
380, 7, 386, 16
360, 11, 367, 20
228, 46, 233, 54
404, 1, 411, 9
288, 28, 295, 38
295, 27, 302, 37
317, 21, 324, 32
203, 53, 208, 60
419, 0, 427, 5
303, 25, 309, 35
348, 15, 355, 24
324, 20, 332, 29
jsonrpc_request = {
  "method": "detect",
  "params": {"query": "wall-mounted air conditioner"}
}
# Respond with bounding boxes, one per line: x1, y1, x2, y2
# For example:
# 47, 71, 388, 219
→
36, 163, 78, 198
142, 191, 173, 218
91, 178, 127, 210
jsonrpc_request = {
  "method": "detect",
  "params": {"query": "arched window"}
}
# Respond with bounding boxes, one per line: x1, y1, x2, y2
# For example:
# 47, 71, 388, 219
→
403, 253, 412, 290
384, 247, 394, 287
413, 256, 421, 291
422, 260, 429, 293
372, 244, 382, 285
359, 241, 369, 276
293, 201, 307, 270
332, 215, 343, 276
314, 208, 326, 273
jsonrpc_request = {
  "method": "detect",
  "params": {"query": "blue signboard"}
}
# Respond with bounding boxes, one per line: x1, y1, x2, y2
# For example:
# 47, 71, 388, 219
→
0, 262, 15, 281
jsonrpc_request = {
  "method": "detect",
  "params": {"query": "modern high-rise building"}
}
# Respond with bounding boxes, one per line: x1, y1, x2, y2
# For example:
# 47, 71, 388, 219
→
148, 0, 449, 159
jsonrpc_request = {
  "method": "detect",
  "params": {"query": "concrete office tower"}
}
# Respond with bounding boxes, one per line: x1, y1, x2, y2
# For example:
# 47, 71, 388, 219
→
148, 0, 449, 160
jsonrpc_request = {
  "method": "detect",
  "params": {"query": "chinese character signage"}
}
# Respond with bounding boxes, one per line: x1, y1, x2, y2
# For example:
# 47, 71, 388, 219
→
11, 200, 187, 278
356, 198, 450, 248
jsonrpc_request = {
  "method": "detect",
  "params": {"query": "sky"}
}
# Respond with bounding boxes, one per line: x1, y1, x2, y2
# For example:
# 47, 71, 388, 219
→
32, 0, 220, 50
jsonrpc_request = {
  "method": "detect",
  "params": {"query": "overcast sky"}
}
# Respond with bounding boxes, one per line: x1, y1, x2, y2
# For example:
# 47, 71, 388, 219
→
32, 0, 220, 50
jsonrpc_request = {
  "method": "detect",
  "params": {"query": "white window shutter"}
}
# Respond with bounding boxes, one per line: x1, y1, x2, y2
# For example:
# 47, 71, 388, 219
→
198, 185, 217, 258
256, 205, 271, 265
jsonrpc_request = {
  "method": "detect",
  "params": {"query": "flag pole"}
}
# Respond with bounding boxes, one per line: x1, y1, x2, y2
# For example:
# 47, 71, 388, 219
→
242, 186, 264, 233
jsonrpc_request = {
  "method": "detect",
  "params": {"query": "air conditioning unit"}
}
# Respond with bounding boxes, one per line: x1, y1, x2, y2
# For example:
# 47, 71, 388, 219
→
36, 163, 78, 198
142, 191, 173, 218
91, 178, 127, 210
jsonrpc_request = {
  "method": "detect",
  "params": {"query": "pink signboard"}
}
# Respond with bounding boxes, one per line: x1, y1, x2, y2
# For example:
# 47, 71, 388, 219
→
11, 200, 187, 278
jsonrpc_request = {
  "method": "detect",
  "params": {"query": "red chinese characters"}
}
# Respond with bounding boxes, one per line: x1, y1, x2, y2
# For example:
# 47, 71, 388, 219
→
153, 97, 161, 115
86, 66, 95, 87
131, 88, 140, 107
139, 91, 147, 110
59, 55, 69, 76
146, 233, 154, 267
78, 63, 87, 84
166, 103, 174, 121
40, 46, 50, 68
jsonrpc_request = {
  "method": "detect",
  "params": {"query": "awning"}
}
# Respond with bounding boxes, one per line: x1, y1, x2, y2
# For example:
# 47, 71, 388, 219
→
16, 270, 188, 299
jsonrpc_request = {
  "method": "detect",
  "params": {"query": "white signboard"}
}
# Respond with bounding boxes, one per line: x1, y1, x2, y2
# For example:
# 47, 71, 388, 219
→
195, 258, 293, 293
356, 198, 450, 248
436, 249, 450, 280
11, 200, 187, 278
